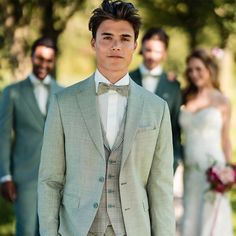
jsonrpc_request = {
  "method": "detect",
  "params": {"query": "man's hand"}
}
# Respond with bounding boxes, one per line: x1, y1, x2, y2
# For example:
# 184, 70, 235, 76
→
0, 180, 17, 202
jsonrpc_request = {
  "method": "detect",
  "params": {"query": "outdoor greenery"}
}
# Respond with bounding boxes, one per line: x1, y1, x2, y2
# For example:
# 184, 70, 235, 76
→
0, 0, 236, 235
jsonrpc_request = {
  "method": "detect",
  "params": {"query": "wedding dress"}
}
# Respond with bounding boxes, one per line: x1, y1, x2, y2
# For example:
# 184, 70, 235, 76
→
179, 106, 233, 236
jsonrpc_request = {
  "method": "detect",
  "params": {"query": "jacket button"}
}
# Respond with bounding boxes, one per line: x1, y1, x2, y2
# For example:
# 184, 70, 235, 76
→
99, 177, 104, 182
108, 204, 115, 208
93, 203, 98, 208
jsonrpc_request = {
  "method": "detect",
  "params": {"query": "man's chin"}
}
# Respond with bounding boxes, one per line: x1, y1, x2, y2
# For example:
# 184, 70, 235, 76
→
36, 73, 48, 80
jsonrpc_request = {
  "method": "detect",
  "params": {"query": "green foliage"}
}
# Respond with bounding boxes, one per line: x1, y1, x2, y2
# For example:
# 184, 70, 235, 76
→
137, 0, 236, 49
0, 196, 15, 235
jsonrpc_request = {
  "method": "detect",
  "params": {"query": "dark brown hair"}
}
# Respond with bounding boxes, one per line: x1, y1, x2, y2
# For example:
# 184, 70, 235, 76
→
31, 37, 57, 56
141, 27, 169, 49
183, 48, 220, 104
88, 0, 141, 40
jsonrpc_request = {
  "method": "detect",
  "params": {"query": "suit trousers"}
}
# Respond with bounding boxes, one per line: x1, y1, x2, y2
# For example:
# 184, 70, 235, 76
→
88, 226, 116, 236
14, 183, 40, 236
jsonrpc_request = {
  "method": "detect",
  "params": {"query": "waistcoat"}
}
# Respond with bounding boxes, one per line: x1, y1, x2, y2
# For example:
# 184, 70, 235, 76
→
89, 114, 127, 236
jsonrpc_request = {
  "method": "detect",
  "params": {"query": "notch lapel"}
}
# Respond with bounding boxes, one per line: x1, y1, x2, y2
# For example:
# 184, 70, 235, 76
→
121, 79, 144, 168
20, 78, 45, 128
76, 76, 105, 160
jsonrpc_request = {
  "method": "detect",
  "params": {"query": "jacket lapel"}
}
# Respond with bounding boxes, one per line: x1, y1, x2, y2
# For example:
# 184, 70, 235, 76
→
76, 76, 105, 160
20, 78, 45, 128
121, 79, 144, 168
155, 72, 165, 94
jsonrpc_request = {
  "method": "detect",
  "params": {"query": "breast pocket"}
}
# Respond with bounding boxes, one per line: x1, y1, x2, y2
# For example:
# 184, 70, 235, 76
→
135, 127, 158, 141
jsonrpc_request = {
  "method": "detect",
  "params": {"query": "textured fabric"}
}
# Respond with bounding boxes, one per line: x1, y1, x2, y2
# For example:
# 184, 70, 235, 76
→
88, 226, 116, 236
38, 75, 175, 236
179, 107, 233, 236
130, 68, 182, 171
97, 82, 129, 97
89, 113, 126, 235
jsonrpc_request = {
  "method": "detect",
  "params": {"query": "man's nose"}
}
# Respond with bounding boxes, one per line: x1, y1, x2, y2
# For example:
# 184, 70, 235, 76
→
111, 40, 121, 50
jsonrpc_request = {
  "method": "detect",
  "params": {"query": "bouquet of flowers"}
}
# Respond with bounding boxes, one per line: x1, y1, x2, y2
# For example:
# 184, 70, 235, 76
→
206, 163, 236, 193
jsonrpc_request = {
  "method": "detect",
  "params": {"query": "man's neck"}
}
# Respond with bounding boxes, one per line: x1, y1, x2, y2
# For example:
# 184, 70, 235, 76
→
97, 68, 128, 84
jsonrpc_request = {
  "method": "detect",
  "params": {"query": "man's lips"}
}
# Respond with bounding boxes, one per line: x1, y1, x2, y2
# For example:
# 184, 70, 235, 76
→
108, 55, 123, 58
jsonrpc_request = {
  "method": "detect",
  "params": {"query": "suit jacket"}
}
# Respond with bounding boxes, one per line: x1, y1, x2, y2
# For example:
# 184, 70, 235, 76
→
0, 77, 63, 186
38, 75, 175, 236
130, 68, 182, 165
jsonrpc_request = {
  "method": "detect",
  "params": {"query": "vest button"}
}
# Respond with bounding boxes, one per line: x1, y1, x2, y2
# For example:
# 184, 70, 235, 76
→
109, 160, 116, 164
93, 203, 98, 208
99, 176, 104, 182
108, 204, 114, 208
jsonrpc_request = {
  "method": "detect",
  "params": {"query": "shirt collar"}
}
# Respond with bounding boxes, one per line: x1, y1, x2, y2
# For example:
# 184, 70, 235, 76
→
139, 63, 163, 77
94, 69, 130, 92
29, 73, 51, 86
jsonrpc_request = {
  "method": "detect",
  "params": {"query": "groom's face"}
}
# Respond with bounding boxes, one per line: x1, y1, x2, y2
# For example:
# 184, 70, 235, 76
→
91, 19, 137, 75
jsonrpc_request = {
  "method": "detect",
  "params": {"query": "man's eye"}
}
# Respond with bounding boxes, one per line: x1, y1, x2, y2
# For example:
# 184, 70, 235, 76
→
122, 38, 130, 41
104, 36, 112, 40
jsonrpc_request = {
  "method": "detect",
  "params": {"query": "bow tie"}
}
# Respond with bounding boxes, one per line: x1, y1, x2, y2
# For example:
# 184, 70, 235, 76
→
97, 82, 129, 97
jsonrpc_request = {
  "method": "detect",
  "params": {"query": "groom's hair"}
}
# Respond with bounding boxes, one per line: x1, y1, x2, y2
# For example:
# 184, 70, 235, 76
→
88, 0, 142, 41
31, 37, 57, 57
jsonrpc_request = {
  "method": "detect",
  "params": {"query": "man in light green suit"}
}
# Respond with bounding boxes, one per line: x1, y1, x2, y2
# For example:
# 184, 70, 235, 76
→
0, 37, 63, 236
38, 1, 175, 235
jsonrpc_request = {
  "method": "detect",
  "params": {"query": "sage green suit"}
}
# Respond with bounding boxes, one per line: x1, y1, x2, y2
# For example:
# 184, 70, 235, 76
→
0, 77, 62, 236
130, 68, 182, 171
38, 75, 175, 236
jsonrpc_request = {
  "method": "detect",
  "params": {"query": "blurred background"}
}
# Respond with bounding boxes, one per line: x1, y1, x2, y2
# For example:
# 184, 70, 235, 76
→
0, 0, 236, 235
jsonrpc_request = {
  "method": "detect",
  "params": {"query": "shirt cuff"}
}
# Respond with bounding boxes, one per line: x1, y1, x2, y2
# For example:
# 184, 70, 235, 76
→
0, 175, 12, 183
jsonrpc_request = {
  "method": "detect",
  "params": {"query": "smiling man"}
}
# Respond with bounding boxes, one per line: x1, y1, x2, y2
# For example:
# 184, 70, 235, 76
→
38, 1, 175, 236
0, 37, 62, 236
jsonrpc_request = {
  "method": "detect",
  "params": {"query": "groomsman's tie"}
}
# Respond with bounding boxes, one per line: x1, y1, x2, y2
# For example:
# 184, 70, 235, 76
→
97, 82, 129, 97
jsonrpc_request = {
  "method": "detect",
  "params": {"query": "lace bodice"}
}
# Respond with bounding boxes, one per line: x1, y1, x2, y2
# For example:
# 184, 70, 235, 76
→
179, 106, 225, 170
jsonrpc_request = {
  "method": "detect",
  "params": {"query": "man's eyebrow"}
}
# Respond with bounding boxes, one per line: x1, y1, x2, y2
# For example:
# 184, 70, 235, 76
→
121, 34, 132, 38
101, 32, 113, 36
101, 32, 132, 38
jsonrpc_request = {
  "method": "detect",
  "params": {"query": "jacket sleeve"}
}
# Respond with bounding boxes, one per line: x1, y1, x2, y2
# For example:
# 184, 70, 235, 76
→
0, 87, 14, 178
147, 102, 175, 236
38, 94, 65, 236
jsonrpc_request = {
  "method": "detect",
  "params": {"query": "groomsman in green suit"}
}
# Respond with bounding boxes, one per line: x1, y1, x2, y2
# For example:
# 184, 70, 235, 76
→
38, 0, 175, 235
0, 37, 63, 236
130, 28, 182, 171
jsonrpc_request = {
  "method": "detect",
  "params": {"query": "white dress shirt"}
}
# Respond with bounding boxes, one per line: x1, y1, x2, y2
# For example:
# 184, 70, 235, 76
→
0, 74, 51, 183
29, 73, 51, 115
95, 69, 129, 149
139, 64, 163, 93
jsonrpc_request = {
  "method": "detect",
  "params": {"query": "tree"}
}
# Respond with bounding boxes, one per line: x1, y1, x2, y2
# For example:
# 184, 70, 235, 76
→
137, 0, 236, 49
0, 0, 86, 83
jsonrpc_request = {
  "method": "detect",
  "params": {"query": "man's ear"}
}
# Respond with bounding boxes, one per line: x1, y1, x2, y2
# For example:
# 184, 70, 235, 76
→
91, 38, 95, 49
134, 41, 138, 51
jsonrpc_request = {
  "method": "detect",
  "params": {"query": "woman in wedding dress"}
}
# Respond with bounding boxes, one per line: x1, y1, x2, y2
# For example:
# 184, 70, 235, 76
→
179, 49, 233, 236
